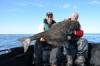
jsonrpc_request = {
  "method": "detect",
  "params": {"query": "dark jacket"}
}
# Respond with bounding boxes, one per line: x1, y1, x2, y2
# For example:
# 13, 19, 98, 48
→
67, 18, 81, 42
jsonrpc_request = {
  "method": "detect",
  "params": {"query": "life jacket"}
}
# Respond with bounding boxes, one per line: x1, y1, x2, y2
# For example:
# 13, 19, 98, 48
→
43, 19, 56, 31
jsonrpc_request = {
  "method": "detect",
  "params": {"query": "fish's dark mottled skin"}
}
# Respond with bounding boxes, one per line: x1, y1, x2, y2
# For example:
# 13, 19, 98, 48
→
30, 20, 80, 47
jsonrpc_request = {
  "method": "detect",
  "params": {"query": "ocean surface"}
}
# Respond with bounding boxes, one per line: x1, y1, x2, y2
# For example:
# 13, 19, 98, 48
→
0, 34, 100, 51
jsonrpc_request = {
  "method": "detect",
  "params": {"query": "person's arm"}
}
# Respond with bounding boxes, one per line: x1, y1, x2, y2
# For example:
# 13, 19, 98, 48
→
38, 23, 46, 41
28, 23, 45, 41
66, 21, 82, 40
38, 23, 45, 32
73, 22, 84, 38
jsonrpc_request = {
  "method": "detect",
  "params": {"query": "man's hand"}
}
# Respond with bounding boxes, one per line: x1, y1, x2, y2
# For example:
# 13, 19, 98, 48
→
40, 37, 45, 41
67, 36, 71, 40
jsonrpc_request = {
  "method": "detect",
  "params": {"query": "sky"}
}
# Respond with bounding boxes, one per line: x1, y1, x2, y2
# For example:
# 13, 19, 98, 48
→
0, 0, 100, 34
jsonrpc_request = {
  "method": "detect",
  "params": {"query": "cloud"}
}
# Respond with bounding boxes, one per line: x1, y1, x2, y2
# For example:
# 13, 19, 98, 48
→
3, 0, 44, 13
15, 1, 44, 7
62, 3, 78, 11
63, 4, 71, 8
62, 4, 78, 12
89, 0, 100, 5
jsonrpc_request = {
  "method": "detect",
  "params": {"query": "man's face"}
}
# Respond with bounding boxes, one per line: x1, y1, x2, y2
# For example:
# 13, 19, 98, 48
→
71, 13, 79, 21
46, 15, 53, 24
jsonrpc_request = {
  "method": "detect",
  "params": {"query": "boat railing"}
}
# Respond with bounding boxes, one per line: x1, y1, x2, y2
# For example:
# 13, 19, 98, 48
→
0, 49, 11, 55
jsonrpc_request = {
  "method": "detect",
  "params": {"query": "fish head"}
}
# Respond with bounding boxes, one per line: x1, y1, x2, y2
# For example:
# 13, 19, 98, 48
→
18, 37, 31, 53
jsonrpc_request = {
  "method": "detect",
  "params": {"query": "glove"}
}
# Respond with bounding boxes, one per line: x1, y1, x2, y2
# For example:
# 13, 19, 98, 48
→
40, 37, 46, 41
74, 29, 84, 38
67, 35, 71, 40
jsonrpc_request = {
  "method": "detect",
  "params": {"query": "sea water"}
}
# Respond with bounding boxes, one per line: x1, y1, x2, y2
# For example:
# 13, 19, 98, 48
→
0, 34, 100, 50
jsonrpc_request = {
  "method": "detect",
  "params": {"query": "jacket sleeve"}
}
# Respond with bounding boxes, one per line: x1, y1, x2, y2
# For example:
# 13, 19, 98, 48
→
38, 23, 45, 33
73, 22, 84, 37
75, 21, 81, 30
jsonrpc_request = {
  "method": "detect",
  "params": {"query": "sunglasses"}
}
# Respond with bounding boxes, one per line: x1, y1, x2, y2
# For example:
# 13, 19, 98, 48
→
48, 15, 53, 18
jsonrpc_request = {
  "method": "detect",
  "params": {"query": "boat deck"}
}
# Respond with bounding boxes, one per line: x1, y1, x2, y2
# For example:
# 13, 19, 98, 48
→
0, 43, 100, 66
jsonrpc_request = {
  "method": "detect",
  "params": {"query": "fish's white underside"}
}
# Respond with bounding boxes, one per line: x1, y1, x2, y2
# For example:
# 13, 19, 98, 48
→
21, 38, 31, 53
